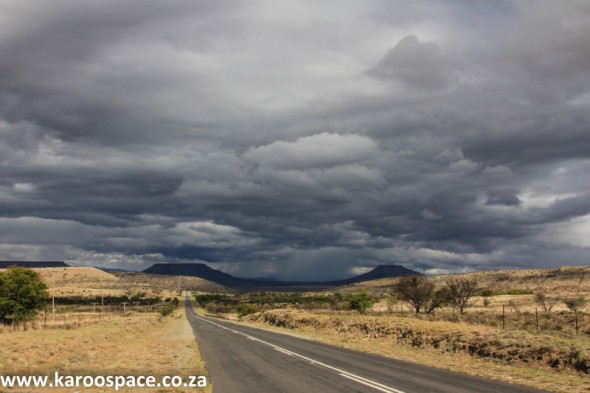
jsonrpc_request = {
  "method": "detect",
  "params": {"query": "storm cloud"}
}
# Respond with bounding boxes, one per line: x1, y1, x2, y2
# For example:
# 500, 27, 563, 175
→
1, 1, 590, 279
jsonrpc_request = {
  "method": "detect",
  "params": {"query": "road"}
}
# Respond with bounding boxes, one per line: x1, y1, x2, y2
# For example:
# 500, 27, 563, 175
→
185, 299, 548, 393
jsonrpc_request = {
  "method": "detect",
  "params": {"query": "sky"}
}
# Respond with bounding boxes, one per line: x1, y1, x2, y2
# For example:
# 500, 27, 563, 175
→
1, 1, 590, 280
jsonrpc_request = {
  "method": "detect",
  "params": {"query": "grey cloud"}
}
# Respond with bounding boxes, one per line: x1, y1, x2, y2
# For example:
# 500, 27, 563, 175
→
486, 190, 521, 206
367, 35, 452, 89
0, 1, 589, 279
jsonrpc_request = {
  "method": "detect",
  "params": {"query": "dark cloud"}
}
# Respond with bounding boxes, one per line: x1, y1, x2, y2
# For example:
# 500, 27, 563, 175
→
0, 1, 589, 279
367, 35, 452, 89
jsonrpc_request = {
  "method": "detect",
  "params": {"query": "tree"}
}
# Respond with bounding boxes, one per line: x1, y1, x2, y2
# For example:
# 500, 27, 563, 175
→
385, 291, 398, 313
534, 292, 560, 313
424, 288, 449, 314
348, 291, 375, 314
0, 266, 50, 325
329, 292, 345, 313
444, 276, 478, 314
394, 276, 434, 315
564, 297, 587, 312
481, 289, 493, 307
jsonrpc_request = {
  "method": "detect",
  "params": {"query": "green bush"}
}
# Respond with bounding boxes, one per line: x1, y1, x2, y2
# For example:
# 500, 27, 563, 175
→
0, 266, 50, 325
348, 291, 375, 314
159, 302, 178, 317
236, 303, 258, 317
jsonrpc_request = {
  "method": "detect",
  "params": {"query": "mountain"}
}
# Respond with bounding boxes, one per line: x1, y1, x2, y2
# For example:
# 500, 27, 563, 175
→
328, 265, 420, 286
95, 266, 132, 273
142, 263, 420, 291
143, 263, 246, 287
0, 261, 69, 269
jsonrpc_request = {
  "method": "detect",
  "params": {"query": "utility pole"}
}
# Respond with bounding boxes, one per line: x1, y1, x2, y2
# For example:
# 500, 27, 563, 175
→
52, 271, 55, 315
122, 302, 129, 314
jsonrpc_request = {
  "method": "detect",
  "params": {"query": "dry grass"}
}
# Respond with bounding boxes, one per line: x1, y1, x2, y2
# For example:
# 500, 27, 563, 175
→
2, 267, 230, 299
0, 306, 210, 392
232, 309, 590, 393
112, 272, 231, 296
345, 265, 590, 294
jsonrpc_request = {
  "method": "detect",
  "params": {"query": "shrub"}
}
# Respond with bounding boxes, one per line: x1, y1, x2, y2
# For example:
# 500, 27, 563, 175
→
237, 304, 258, 317
159, 301, 178, 317
348, 291, 375, 314
0, 266, 50, 325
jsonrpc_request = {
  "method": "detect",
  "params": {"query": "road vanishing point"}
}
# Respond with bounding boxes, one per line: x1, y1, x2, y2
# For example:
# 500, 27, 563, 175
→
185, 298, 547, 393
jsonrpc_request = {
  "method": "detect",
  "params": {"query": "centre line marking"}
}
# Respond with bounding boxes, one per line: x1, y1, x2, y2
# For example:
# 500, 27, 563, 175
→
185, 300, 406, 393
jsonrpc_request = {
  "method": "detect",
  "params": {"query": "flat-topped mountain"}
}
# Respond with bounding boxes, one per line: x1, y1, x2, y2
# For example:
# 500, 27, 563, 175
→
143, 263, 420, 290
143, 263, 247, 288
0, 261, 69, 269
331, 265, 421, 285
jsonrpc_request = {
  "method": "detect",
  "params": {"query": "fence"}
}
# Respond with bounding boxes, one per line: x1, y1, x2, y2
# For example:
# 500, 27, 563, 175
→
317, 304, 588, 337
0, 312, 119, 333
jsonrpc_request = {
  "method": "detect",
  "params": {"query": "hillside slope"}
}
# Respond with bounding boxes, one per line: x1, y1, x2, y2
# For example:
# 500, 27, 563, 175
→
349, 265, 590, 293
142, 263, 420, 290
0, 261, 69, 269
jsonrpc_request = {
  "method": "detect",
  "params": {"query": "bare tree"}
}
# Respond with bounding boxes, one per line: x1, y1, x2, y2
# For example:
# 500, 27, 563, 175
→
534, 292, 560, 313
393, 276, 434, 315
444, 276, 478, 314
508, 300, 520, 314
386, 289, 398, 313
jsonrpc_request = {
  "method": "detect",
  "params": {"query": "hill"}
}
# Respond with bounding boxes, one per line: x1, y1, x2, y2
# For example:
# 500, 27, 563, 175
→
21, 266, 229, 297
143, 263, 246, 287
142, 263, 420, 291
331, 265, 420, 285
0, 261, 69, 269
346, 265, 590, 294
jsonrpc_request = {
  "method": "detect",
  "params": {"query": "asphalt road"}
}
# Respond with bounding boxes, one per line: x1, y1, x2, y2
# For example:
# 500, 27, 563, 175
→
185, 299, 548, 393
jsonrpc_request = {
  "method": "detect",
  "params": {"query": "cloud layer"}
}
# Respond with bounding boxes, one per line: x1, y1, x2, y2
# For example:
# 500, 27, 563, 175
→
1, 1, 590, 279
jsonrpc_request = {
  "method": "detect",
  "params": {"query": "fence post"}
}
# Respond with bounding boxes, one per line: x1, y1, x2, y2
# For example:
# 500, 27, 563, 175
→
535, 308, 539, 332
575, 309, 579, 336
502, 305, 505, 329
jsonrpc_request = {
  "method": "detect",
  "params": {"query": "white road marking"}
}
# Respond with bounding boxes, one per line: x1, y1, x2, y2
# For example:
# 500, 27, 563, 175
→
185, 300, 406, 393
340, 373, 405, 393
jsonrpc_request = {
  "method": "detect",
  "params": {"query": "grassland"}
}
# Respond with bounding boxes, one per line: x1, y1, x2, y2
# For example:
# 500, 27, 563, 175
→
0, 267, 230, 300
0, 305, 210, 392
192, 265, 590, 393
344, 265, 590, 294
229, 309, 590, 393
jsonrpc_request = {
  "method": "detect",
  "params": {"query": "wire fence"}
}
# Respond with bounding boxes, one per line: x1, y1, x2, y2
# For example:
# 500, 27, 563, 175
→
315, 303, 589, 337
0, 312, 121, 333
0, 302, 175, 333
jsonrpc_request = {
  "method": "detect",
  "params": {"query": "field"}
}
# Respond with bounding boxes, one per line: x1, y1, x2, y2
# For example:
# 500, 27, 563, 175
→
345, 265, 590, 294
0, 302, 210, 393
192, 265, 590, 393
224, 309, 589, 393
0, 267, 231, 300
4, 264, 590, 392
